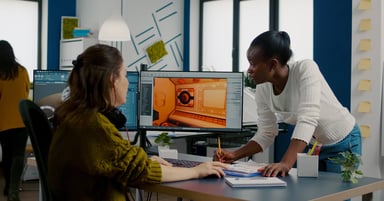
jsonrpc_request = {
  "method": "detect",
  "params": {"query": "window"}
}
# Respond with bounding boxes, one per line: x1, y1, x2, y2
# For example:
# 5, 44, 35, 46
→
198, 0, 314, 72
239, 0, 269, 72
279, 0, 313, 60
0, 0, 38, 81
202, 0, 233, 71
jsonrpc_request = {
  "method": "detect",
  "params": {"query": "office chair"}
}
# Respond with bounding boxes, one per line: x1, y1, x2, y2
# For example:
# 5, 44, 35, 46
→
19, 99, 53, 201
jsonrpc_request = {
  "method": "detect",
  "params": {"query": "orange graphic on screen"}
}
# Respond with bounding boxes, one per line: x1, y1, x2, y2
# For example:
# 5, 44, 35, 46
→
152, 77, 227, 128
176, 88, 194, 107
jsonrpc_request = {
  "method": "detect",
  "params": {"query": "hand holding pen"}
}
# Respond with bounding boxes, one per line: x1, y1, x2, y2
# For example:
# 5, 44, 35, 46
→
213, 137, 236, 163
217, 137, 224, 162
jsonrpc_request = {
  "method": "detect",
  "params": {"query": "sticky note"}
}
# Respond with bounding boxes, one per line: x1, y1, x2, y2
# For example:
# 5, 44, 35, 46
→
146, 40, 168, 64
359, 125, 371, 138
359, 19, 371, 31
359, 39, 371, 51
358, 0, 372, 10
358, 80, 371, 91
357, 101, 371, 113
358, 58, 371, 70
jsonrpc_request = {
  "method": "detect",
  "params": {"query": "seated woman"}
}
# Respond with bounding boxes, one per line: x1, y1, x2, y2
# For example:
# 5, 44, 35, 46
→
47, 44, 228, 200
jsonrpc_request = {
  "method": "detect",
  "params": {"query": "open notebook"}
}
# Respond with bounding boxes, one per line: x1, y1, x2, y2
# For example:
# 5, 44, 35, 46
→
224, 162, 264, 177
164, 158, 266, 177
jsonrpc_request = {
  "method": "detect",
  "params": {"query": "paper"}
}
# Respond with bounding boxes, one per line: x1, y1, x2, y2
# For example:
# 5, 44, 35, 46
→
359, 39, 371, 51
357, 101, 371, 113
225, 176, 287, 187
358, 58, 371, 70
358, 0, 372, 10
359, 125, 371, 138
359, 19, 371, 31
358, 80, 371, 91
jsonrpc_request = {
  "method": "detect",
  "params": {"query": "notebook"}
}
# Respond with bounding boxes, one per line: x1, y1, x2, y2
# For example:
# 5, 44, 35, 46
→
164, 158, 265, 177
225, 176, 287, 187
224, 163, 264, 177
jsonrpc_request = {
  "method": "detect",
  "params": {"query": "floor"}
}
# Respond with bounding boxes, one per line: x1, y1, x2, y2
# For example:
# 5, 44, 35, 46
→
0, 167, 181, 201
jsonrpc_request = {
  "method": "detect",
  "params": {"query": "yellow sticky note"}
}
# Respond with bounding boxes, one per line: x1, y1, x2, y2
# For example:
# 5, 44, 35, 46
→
358, 0, 372, 10
359, 39, 371, 51
146, 40, 168, 64
357, 101, 371, 113
359, 19, 371, 31
358, 80, 371, 91
359, 125, 371, 138
358, 58, 371, 70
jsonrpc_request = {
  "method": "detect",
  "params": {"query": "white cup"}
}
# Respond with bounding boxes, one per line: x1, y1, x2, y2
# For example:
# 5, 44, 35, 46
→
297, 153, 319, 177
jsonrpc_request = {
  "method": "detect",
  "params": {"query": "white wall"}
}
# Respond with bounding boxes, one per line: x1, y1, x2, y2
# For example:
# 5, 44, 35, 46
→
351, 0, 384, 199
77, 0, 184, 71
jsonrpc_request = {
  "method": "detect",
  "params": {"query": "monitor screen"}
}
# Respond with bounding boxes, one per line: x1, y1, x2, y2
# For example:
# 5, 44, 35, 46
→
33, 70, 70, 104
118, 71, 139, 131
139, 71, 243, 132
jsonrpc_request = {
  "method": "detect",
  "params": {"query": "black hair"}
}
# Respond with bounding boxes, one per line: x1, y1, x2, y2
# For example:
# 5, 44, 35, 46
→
249, 30, 293, 65
0, 40, 19, 80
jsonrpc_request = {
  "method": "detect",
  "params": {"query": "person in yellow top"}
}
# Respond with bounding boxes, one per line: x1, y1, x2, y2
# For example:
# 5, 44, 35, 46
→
48, 44, 228, 201
0, 40, 30, 201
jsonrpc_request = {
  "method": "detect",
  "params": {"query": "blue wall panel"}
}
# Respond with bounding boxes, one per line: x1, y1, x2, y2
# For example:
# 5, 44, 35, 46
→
47, 0, 76, 70
313, 0, 352, 109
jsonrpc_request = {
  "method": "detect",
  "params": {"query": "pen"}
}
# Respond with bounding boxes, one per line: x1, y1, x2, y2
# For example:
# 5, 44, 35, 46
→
314, 144, 322, 155
307, 140, 318, 155
217, 137, 222, 155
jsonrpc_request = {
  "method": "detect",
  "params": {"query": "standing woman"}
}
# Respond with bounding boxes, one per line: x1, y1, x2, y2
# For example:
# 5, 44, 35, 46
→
214, 31, 361, 177
0, 40, 30, 201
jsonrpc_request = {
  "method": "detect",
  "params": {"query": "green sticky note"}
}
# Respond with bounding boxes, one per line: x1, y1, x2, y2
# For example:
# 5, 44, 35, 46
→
146, 40, 168, 64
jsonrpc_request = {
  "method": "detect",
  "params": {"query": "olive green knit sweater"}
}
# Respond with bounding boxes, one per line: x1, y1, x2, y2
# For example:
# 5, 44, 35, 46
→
48, 112, 161, 201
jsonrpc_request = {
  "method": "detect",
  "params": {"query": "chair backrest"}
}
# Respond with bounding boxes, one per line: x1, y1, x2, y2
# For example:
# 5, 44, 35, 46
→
19, 99, 53, 201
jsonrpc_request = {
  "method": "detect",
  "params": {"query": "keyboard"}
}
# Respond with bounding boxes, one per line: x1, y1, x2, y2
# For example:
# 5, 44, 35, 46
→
164, 158, 202, 168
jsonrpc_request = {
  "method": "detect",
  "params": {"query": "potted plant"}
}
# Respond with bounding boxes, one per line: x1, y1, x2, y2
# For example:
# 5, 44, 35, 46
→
154, 132, 173, 149
244, 72, 256, 89
329, 151, 363, 183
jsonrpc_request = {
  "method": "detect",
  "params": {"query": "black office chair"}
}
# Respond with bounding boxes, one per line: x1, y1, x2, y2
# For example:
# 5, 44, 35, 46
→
19, 99, 53, 201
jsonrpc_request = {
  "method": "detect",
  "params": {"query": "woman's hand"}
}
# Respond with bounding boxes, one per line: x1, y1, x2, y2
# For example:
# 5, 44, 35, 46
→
192, 161, 229, 178
150, 155, 172, 166
212, 149, 236, 163
258, 162, 291, 177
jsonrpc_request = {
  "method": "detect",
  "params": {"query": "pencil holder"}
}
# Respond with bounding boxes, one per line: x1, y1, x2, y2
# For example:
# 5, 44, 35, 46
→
297, 153, 318, 177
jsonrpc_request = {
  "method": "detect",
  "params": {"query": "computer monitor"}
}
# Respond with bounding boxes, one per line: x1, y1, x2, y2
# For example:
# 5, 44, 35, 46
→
33, 70, 70, 104
118, 72, 139, 131
139, 71, 243, 132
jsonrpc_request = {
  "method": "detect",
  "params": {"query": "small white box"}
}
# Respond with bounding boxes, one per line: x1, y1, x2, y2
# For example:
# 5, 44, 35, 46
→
23, 157, 39, 181
297, 153, 318, 177
158, 148, 178, 159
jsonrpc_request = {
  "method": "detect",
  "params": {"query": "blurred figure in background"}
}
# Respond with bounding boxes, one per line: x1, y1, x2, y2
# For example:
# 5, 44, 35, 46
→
0, 40, 30, 201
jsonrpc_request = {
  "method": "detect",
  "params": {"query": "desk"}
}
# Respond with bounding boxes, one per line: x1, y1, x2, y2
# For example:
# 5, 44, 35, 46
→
146, 130, 256, 156
139, 154, 384, 201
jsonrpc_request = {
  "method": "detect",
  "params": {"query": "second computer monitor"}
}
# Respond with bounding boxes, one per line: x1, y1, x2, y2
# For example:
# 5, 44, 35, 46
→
33, 70, 139, 131
118, 71, 139, 131
33, 70, 71, 105
140, 71, 243, 132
